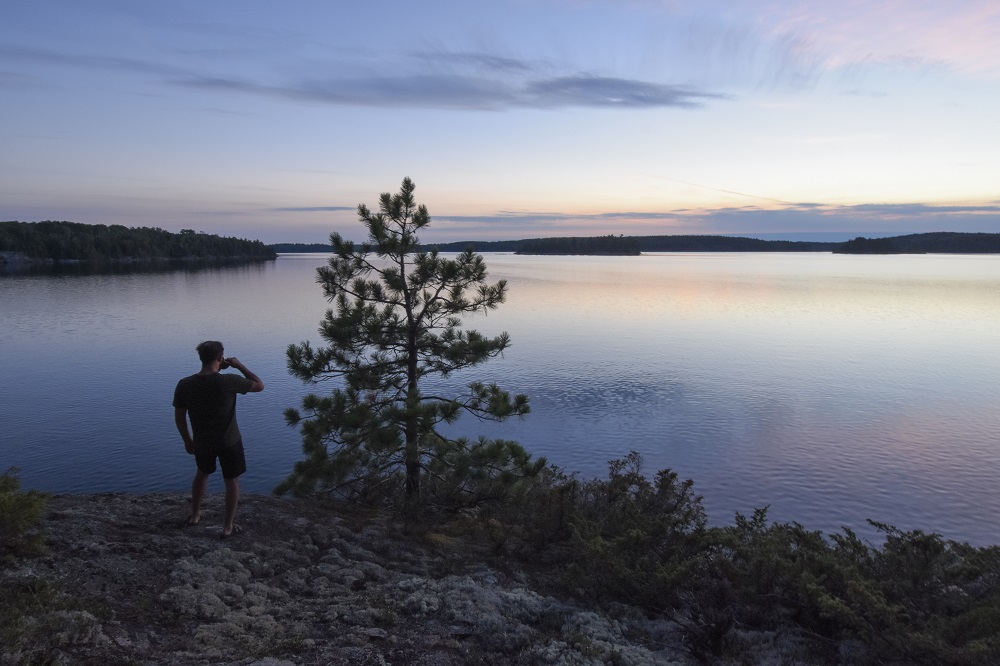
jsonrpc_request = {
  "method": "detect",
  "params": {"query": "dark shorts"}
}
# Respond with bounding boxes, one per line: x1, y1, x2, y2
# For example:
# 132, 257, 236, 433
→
194, 440, 247, 479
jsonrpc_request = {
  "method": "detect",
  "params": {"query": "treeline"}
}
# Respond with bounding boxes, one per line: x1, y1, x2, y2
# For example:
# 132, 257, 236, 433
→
0, 221, 275, 262
274, 232, 1000, 256
270, 240, 526, 253
422, 235, 836, 253
835, 232, 1000, 254
634, 234, 835, 252
269, 242, 334, 253
515, 234, 641, 255
425, 232, 1000, 255
276, 235, 835, 254
835, 236, 899, 254
421, 239, 524, 252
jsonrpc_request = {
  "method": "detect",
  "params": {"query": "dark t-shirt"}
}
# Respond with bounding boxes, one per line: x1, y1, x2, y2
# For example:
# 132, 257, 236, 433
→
173, 373, 255, 451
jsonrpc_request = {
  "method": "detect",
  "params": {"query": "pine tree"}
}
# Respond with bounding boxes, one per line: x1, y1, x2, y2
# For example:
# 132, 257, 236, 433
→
280, 178, 541, 504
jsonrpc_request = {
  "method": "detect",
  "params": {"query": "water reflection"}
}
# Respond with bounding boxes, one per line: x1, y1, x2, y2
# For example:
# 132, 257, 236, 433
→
2, 252, 999, 545
0, 257, 274, 277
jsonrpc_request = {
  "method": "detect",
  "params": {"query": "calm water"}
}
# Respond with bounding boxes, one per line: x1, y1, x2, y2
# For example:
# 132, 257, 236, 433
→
2, 252, 999, 545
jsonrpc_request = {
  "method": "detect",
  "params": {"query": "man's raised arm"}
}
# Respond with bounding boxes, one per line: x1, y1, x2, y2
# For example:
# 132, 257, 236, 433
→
225, 357, 264, 392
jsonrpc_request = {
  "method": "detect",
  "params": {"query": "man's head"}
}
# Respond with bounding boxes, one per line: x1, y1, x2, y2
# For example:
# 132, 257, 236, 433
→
196, 340, 224, 364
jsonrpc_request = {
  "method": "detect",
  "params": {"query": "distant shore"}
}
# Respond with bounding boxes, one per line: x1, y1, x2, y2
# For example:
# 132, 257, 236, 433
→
0, 251, 275, 275
0, 251, 274, 265
0, 221, 276, 268
271, 231, 1000, 256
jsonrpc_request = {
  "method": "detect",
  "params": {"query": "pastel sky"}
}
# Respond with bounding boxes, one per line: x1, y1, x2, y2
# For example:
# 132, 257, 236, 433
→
3, 0, 1000, 243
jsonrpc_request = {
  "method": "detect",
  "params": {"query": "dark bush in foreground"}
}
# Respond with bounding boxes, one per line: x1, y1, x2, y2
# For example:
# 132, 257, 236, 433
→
474, 453, 1000, 664
0, 468, 48, 565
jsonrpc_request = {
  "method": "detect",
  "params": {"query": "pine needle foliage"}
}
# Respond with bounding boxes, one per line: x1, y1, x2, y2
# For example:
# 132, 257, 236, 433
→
279, 178, 541, 505
507, 455, 1000, 664
0, 468, 48, 565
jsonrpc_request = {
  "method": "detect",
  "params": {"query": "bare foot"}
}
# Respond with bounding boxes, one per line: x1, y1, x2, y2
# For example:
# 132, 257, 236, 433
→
222, 524, 243, 538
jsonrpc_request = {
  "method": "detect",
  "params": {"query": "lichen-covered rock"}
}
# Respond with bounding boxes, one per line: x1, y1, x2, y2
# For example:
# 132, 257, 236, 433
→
2, 493, 702, 665
48, 610, 107, 648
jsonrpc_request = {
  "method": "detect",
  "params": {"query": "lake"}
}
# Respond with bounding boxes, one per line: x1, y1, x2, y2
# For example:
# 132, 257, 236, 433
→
2, 252, 999, 545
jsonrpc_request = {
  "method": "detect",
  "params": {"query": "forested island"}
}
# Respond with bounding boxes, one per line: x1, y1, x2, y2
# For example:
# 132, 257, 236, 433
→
269, 242, 336, 253
423, 234, 835, 254
273, 232, 1000, 255
515, 234, 641, 255
834, 232, 1000, 254
10, 223, 994, 265
0, 221, 276, 267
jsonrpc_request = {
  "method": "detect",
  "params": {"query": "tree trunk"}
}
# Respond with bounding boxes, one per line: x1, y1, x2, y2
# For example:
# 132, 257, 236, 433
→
404, 312, 420, 495
405, 457, 420, 496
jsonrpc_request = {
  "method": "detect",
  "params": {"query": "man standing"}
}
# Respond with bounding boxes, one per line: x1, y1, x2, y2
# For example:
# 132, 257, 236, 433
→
173, 340, 264, 537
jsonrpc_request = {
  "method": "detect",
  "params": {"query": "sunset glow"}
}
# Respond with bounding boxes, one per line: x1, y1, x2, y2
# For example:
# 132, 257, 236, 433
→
2, 1, 999, 243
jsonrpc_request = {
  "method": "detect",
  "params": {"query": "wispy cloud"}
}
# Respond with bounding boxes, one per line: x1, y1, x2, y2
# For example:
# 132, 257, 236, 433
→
756, 0, 1000, 78
0, 45, 183, 78
523, 76, 723, 108
623, 0, 1000, 96
1, 39, 724, 111
179, 71, 722, 111
429, 201, 1000, 240
268, 206, 355, 213
411, 50, 534, 73
834, 202, 1000, 217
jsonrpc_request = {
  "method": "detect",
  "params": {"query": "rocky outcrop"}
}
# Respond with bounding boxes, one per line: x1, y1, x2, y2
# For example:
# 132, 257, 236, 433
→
2, 493, 692, 665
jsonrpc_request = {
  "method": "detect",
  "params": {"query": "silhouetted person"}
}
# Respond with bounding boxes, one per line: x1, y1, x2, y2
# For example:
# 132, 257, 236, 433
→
173, 340, 264, 537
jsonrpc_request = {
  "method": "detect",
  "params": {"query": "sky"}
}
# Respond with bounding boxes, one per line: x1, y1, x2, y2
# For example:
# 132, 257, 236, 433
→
3, 0, 1000, 244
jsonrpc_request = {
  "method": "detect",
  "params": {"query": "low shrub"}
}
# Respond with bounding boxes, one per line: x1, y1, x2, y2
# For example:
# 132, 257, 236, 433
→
485, 453, 1000, 665
0, 468, 48, 564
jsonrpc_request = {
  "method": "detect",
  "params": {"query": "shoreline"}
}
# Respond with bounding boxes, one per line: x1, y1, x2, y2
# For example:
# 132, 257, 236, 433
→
3, 492, 705, 665
0, 253, 276, 276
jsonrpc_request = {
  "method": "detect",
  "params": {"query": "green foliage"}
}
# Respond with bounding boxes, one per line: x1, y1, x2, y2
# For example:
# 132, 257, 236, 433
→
805, 523, 1000, 664
424, 235, 839, 253
835, 236, 900, 254
0, 468, 48, 565
516, 235, 641, 255
560, 452, 707, 611
635, 234, 836, 252
280, 178, 540, 507
0, 576, 59, 659
268, 242, 338, 253
835, 232, 1000, 254
475, 463, 580, 557
0, 220, 275, 262
481, 455, 1000, 664
0, 577, 125, 664
271, 232, 1000, 256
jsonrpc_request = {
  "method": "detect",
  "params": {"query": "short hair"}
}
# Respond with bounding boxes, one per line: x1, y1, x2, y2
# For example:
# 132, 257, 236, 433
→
196, 340, 224, 364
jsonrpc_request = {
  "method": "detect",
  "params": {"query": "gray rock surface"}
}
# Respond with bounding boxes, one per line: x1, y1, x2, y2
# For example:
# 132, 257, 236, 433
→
2, 492, 693, 665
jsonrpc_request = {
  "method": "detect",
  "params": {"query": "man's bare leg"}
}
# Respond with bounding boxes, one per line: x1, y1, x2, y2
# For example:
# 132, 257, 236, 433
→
190, 471, 209, 525
223, 476, 240, 536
